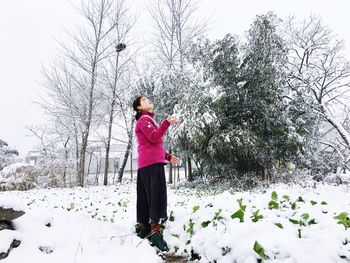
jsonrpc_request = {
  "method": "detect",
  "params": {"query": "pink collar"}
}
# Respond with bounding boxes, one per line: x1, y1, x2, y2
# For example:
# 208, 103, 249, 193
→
141, 110, 155, 118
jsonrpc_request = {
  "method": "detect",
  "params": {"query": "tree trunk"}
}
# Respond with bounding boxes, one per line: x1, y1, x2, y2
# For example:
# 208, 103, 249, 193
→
77, 62, 97, 187
77, 24, 101, 186
113, 158, 117, 184
103, 111, 113, 185
74, 125, 80, 185
95, 151, 102, 185
323, 110, 350, 149
63, 137, 69, 188
78, 135, 88, 187
177, 162, 180, 182
130, 149, 133, 180
87, 151, 93, 183
118, 119, 135, 183
168, 149, 173, 184
187, 156, 193, 182
103, 53, 120, 186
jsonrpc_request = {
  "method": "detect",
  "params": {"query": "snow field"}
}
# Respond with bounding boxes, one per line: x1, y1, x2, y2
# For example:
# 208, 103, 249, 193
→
0, 181, 350, 262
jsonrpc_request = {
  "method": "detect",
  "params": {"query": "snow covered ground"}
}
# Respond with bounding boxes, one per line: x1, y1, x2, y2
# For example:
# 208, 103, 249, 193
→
1, 178, 350, 262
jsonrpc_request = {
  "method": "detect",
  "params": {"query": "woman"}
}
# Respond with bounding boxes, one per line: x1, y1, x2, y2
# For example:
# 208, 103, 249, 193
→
132, 95, 180, 252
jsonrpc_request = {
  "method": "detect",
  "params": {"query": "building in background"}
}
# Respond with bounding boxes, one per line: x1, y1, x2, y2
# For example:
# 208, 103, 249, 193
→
84, 143, 137, 175
24, 143, 137, 175
25, 151, 41, 165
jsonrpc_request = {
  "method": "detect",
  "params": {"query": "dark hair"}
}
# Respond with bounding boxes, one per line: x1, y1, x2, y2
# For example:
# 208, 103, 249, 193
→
133, 95, 144, 120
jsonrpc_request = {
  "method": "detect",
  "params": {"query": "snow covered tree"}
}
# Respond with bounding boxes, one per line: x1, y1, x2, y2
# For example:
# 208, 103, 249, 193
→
42, 0, 131, 187
97, 0, 135, 185
27, 124, 77, 187
0, 139, 19, 171
146, 0, 208, 183
173, 35, 241, 180
284, 15, 350, 173
174, 13, 308, 182
236, 12, 301, 178
41, 61, 85, 186
147, 0, 207, 70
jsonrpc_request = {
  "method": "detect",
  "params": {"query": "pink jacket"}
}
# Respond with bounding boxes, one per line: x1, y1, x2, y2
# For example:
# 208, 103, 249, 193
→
135, 110, 172, 169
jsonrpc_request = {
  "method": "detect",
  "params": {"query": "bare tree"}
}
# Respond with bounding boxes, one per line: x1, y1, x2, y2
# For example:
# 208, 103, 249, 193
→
147, 0, 208, 183
40, 60, 84, 184
27, 123, 76, 187
99, 67, 137, 184
117, 109, 135, 183
52, 0, 131, 187
148, 0, 207, 69
109, 80, 136, 183
97, 0, 136, 185
284, 15, 350, 168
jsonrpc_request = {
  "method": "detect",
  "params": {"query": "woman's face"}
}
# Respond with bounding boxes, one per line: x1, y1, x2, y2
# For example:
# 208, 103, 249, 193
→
138, 96, 154, 111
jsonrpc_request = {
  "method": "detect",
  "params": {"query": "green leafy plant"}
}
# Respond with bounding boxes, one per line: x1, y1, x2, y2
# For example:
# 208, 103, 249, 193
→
200, 209, 225, 228
271, 191, 278, 200
212, 209, 224, 227
251, 209, 264, 222
281, 195, 290, 208
186, 219, 195, 236
192, 205, 200, 213
334, 212, 350, 230
289, 213, 316, 227
169, 210, 175, 222
231, 209, 244, 222
297, 196, 305, 203
237, 198, 247, 211
267, 191, 279, 210
288, 195, 305, 210
253, 241, 268, 260
231, 199, 246, 222
268, 200, 279, 210
274, 223, 283, 229
213, 209, 224, 221
291, 202, 297, 210
282, 195, 289, 201
201, 221, 211, 228
289, 213, 317, 238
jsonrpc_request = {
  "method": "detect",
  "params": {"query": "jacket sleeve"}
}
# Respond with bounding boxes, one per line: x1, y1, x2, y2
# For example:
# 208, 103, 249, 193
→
138, 116, 170, 144
165, 152, 172, 161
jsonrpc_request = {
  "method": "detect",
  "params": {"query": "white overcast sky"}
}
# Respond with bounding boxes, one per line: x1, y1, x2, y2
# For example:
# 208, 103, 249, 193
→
1, 0, 350, 157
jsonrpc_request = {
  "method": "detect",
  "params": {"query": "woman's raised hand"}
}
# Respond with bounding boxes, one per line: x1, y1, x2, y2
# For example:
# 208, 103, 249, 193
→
166, 115, 181, 125
170, 155, 179, 164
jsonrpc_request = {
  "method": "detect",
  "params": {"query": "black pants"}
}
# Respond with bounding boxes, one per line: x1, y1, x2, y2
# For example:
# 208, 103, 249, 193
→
136, 162, 168, 224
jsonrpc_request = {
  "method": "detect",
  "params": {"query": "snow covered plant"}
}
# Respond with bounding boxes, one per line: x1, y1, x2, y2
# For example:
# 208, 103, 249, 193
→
169, 186, 350, 262
334, 212, 350, 230
2, 180, 350, 262
0, 139, 19, 171
289, 213, 317, 238
231, 198, 247, 223
0, 163, 38, 191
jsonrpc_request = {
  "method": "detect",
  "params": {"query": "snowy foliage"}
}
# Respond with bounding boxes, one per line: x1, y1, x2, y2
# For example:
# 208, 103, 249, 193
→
0, 163, 38, 191
0, 139, 19, 171
0, 161, 64, 191
2, 179, 350, 262
158, 14, 314, 181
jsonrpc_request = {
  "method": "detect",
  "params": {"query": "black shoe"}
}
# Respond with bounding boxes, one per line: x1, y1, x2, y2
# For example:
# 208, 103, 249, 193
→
149, 233, 169, 252
135, 223, 151, 239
